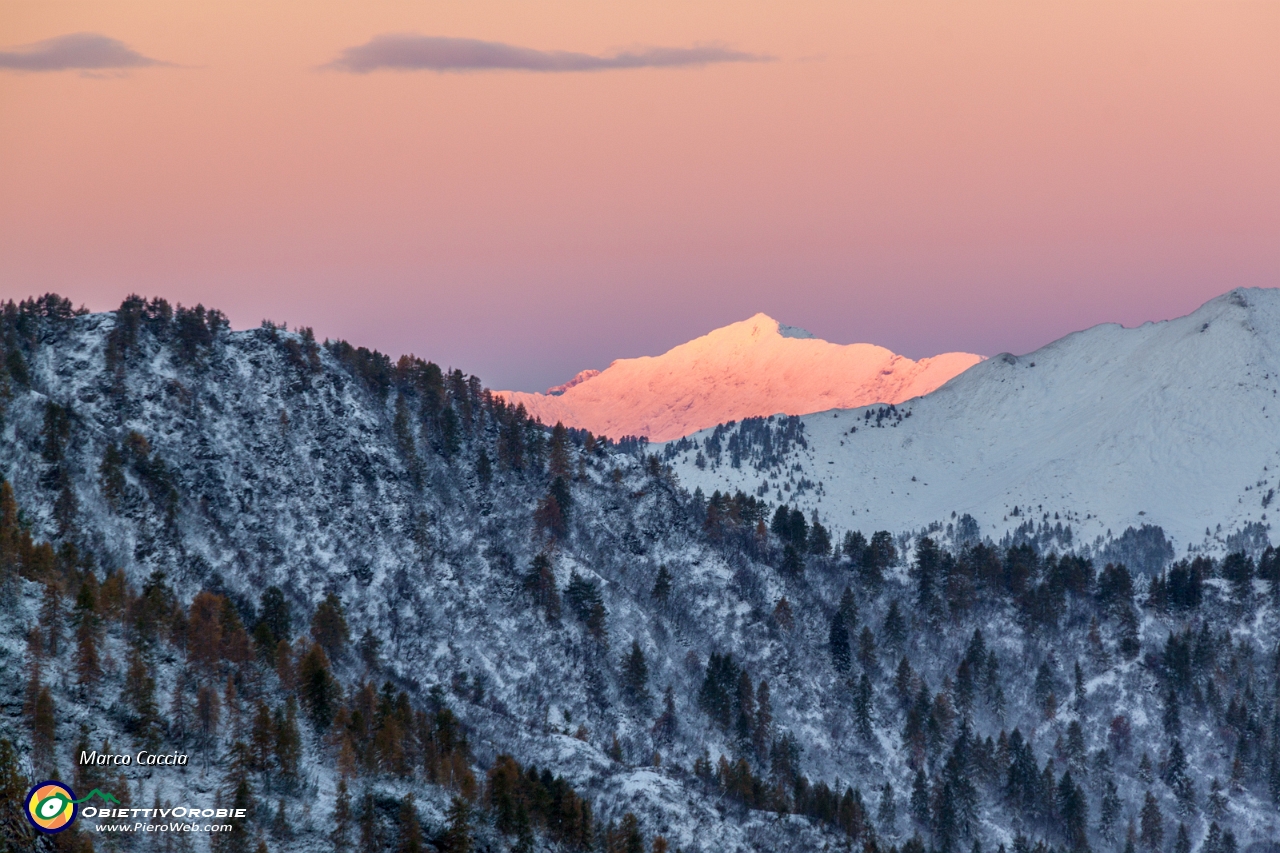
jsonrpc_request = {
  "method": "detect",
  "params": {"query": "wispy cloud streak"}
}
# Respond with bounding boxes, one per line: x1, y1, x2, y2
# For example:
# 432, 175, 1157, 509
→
0, 33, 167, 72
325, 34, 770, 74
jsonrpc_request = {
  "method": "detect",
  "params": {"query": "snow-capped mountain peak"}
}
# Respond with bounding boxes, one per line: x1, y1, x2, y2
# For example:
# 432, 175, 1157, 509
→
664, 287, 1280, 561
499, 313, 982, 442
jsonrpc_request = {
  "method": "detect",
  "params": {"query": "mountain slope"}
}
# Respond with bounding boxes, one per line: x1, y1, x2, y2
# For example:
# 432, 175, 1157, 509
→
665, 288, 1280, 558
0, 304, 856, 851
499, 314, 981, 442
1, 295, 1278, 853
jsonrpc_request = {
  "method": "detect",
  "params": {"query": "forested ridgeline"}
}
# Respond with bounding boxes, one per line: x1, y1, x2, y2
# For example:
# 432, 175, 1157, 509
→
0, 294, 1278, 853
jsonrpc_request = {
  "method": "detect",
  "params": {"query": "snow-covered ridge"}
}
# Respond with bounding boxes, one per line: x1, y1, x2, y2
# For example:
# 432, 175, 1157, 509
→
664, 288, 1280, 560
3, 293, 1279, 852
498, 313, 981, 442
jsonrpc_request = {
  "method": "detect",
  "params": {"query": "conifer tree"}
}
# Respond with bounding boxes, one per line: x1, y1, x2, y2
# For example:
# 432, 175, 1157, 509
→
855, 673, 874, 740
126, 645, 161, 749
549, 422, 571, 476
397, 794, 423, 853
788, 508, 808, 552
0, 738, 33, 852
858, 627, 877, 673
534, 491, 568, 539
1203, 822, 1223, 853
442, 796, 474, 853
733, 670, 756, 754
275, 699, 302, 781
1057, 771, 1088, 851
586, 602, 607, 644
310, 593, 349, 660
622, 641, 651, 708
272, 799, 289, 841
652, 564, 672, 604
474, 447, 492, 487
753, 681, 772, 762
1034, 662, 1057, 720
809, 520, 831, 557
1174, 823, 1191, 853
438, 406, 461, 458
358, 629, 382, 671
877, 782, 897, 837
1163, 738, 1194, 813
772, 596, 793, 630
188, 591, 226, 669
32, 684, 56, 776
75, 615, 101, 691
1161, 687, 1182, 738
837, 586, 859, 629
882, 599, 907, 649
1139, 791, 1164, 852
619, 813, 645, 853
257, 586, 291, 648
198, 682, 221, 745
1118, 606, 1142, 660
1099, 777, 1122, 841
1123, 820, 1139, 853
843, 530, 867, 566
394, 394, 420, 480
1221, 552, 1254, 605
781, 544, 804, 576
222, 746, 256, 853
513, 802, 534, 853
299, 642, 338, 730
250, 702, 274, 771
829, 614, 852, 674
911, 537, 943, 619
955, 660, 975, 720
358, 791, 378, 852
550, 475, 572, 517
910, 768, 930, 828
894, 657, 916, 710
652, 685, 678, 746
771, 505, 792, 542
1207, 777, 1227, 820
1222, 828, 1239, 853
865, 531, 897, 586
524, 554, 561, 622
40, 581, 64, 656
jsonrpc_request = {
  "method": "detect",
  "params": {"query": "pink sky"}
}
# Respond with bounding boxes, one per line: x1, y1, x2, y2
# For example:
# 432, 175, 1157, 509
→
2, 1, 1278, 391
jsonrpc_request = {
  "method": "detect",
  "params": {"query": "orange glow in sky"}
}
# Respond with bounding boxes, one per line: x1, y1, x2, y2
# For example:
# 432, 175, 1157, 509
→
2, 1, 1278, 390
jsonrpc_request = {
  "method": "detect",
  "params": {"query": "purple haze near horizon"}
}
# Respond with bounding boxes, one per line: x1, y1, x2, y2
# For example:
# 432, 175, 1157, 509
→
16, 272, 1259, 394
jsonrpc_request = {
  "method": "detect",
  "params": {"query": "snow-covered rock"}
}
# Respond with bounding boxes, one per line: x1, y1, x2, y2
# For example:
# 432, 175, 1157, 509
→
665, 289, 1280, 559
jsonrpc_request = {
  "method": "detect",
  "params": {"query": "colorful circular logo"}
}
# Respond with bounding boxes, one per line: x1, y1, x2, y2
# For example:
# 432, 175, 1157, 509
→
25, 781, 77, 834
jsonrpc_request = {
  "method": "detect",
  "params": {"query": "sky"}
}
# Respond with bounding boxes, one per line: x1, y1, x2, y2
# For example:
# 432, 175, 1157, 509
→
2, 2, 1279, 392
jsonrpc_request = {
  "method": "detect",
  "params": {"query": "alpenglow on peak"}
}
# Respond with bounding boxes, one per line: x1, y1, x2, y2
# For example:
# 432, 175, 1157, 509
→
498, 313, 982, 441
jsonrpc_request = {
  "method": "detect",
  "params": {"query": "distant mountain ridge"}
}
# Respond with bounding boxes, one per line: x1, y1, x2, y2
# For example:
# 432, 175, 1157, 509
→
663, 288, 1280, 558
499, 313, 982, 441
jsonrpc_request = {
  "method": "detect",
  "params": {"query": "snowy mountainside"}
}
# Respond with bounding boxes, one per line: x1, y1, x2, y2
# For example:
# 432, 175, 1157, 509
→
499, 313, 981, 442
0, 295, 1278, 853
0, 303, 854, 851
664, 289, 1280, 561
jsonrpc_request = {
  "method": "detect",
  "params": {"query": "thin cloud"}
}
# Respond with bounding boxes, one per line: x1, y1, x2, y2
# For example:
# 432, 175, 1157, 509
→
325, 34, 771, 74
0, 32, 168, 72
